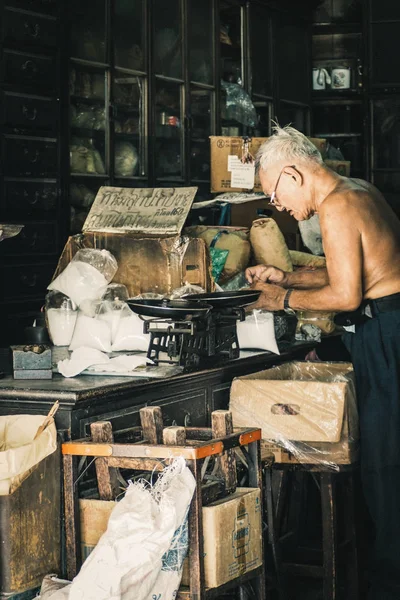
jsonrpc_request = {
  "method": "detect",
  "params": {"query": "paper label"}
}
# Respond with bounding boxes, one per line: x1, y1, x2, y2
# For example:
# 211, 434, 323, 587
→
230, 163, 255, 190
227, 155, 241, 172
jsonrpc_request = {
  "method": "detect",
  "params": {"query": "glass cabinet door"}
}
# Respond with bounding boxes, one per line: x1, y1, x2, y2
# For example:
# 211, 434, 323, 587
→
155, 81, 183, 179
113, 74, 145, 179
70, 0, 107, 63
153, 0, 182, 80
371, 97, 400, 216
114, 0, 145, 72
69, 64, 107, 177
190, 89, 212, 181
188, 0, 214, 86
220, 1, 244, 136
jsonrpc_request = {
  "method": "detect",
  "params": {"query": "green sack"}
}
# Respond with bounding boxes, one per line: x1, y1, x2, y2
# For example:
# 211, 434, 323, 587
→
209, 247, 229, 284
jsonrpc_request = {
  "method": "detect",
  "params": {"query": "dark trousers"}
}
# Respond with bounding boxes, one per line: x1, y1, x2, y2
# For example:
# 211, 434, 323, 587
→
344, 311, 400, 600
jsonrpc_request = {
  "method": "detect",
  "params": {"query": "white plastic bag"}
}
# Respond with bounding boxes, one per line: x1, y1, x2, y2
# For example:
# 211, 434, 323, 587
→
0, 415, 57, 495
48, 249, 118, 307
69, 310, 112, 353
68, 457, 196, 600
111, 304, 150, 352
237, 310, 279, 355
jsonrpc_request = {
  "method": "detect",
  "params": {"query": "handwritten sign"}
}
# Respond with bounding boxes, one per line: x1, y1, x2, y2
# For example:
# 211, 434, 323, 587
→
83, 187, 198, 235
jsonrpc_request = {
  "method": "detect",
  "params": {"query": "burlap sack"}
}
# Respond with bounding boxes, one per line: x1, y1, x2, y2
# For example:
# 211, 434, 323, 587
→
184, 226, 250, 280
250, 219, 293, 271
290, 250, 326, 268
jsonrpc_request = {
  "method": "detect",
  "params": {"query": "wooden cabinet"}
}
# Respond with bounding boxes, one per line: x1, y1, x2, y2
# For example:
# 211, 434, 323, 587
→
0, 3, 63, 345
311, 0, 365, 179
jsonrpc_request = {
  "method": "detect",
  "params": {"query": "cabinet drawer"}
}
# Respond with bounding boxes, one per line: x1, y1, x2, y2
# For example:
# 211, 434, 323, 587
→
0, 222, 58, 256
3, 8, 57, 48
80, 405, 146, 439
0, 262, 55, 301
3, 180, 58, 217
4, 136, 57, 177
151, 390, 208, 427
5, 0, 57, 16
3, 49, 55, 90
2, 92, 58, 132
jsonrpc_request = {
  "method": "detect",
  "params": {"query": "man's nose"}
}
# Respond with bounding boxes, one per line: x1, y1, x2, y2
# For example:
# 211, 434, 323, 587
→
275, 205, 285, 212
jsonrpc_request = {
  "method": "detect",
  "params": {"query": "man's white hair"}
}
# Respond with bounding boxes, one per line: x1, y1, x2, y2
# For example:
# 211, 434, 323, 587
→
256, 124, 323, 173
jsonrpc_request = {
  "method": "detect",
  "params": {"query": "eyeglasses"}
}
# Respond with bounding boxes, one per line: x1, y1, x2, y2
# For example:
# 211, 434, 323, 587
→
269, 165, 296, 206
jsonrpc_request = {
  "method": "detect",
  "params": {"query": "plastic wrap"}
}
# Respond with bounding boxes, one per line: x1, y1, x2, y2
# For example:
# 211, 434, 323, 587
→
48, 249, 118, 307
110, 302, 150, 352
102, 283, 129, 302
237, 310, 279, 355
221, 81, 257, 127
296, 311, 337, 335
45, 291, 78, 347
230, 361, 359, 470
169, 284, 205, 299
69, 301, 115, 353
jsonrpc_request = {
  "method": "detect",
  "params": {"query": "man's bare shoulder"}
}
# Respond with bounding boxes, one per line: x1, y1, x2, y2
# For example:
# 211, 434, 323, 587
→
319, 178, 376, 216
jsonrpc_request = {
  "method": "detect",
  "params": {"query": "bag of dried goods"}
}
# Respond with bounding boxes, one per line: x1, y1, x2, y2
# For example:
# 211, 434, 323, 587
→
250, 218, 293, 271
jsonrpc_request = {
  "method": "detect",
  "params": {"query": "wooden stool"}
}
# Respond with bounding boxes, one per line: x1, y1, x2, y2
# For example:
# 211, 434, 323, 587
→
264, 461, 359, 600
62, 408, 266, 600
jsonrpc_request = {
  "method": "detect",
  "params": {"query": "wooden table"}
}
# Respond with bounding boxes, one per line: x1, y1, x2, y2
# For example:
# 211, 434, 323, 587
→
0, 343, 316, 439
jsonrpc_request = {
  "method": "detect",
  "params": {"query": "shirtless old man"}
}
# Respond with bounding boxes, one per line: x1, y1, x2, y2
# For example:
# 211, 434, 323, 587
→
246, 125, 400, 600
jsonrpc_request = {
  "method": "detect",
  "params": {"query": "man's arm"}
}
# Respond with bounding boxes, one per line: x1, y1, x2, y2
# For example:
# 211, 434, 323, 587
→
284, 268, 328, 289
252, 194, 363, 312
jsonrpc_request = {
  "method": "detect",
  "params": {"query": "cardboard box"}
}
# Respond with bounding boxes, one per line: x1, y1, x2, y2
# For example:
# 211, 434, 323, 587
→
230, 361, 358, 444
210, 136, 327, 193
325, 159, 351, 177
261, 438, 359, 466
53, 187, 213, 297
182, 488, 262, 589
79, 499, 115, 560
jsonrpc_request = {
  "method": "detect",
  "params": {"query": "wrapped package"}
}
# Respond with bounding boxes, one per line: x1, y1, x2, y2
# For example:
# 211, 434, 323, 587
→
230, 361, 359, 470
237, 310, 279, 355
114, 141, 139, 177
296, 310, 336, 335
290, 250, 326, 268
48, 249, 118, 307
250, 219, 293, 271
184, 226, 250, 281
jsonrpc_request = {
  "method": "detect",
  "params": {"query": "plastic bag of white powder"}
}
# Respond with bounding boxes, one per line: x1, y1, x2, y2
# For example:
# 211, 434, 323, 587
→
48, 249, 118, 307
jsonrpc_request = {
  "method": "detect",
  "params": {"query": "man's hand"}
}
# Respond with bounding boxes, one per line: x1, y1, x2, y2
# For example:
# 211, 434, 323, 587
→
245, 264, 288, 286
250, 281, 287, 311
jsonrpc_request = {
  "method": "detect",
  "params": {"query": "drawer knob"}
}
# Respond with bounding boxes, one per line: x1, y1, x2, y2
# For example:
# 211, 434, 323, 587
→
23, 147, 39, 163
24, 22, 40, 39
22, 105, 38, 121
27, 190, 40, 205
20, 273, 37, 287
21, 60, 38, 78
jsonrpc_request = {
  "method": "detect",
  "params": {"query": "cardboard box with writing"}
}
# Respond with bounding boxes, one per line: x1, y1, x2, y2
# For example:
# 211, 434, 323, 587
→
230, 362, 359, 467
80, 489, 263, 591
53, 187, 213, 297
182, 488, 262, 589
210, 136, 327, 193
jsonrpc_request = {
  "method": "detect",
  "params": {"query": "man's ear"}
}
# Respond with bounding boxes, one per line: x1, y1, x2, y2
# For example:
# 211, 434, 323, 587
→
286, 165, 303, 187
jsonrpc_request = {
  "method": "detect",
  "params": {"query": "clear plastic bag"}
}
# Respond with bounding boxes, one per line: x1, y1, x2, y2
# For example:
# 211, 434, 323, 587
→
230, 361, 359, 471
102, 283, 129, 302
45, 291, 78, 347
111, 303, 150, 352
296, 311, 337, 335
48, 249, 118, 307
237, 310, 279, 354
69, 302, 113, 353
221, 81, 257, 127
169, 284, 205, 299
